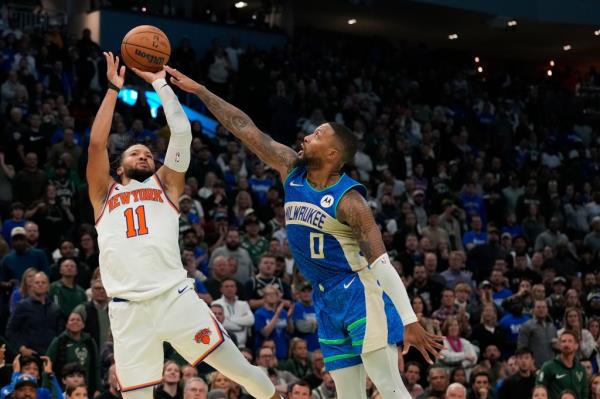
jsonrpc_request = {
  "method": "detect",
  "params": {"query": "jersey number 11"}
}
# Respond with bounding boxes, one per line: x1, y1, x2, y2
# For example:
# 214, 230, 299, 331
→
124, 206, 149, 238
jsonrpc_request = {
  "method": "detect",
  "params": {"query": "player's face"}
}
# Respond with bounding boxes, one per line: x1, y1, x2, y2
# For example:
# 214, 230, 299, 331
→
119, 145, 155, 182
298, 124, 334, 168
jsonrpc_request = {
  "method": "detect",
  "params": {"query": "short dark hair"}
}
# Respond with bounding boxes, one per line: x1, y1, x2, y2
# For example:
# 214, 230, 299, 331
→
329, 122, 357, 165
288, 380, 310, 393
65, 383, 87, 397
62, 362, 87, 378
471, 370, 489, 385
514, 347, 533, 357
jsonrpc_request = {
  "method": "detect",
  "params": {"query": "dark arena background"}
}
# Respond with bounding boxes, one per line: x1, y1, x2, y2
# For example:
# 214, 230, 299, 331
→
1, 0, 600, 398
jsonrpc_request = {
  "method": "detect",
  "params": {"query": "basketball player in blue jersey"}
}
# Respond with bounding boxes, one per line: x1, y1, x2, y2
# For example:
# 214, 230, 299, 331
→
165, 65, 444, 398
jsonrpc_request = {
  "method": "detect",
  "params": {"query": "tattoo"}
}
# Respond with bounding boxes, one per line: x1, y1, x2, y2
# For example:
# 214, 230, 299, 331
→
338, 190, 386, 263
195, 87, 297, 175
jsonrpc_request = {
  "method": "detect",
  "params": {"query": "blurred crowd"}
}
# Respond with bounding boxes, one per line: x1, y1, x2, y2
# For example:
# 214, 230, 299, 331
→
0, 12, 600, 399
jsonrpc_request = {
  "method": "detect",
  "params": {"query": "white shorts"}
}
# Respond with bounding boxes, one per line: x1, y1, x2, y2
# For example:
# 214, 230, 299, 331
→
109, 278, 225, 392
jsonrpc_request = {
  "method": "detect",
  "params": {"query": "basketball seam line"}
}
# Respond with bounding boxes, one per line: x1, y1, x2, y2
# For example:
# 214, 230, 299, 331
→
121, 44, 153, 70
122, 39, 170, 57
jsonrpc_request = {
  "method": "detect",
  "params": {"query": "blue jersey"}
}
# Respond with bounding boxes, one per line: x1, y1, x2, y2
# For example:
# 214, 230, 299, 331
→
284, 167, 368, 285
284, 166, 403, 371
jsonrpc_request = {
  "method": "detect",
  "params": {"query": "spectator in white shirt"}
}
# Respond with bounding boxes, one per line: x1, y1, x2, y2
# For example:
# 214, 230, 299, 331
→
212, 277, 254, 347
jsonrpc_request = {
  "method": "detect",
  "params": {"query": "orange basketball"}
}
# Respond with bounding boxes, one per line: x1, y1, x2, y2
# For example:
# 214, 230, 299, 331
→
120, 25, 170, 72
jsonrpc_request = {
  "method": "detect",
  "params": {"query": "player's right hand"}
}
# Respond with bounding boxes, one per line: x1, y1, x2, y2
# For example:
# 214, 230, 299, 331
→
104, 52, 125, 89
164, 65, 202, 93
402, 321, 445, 365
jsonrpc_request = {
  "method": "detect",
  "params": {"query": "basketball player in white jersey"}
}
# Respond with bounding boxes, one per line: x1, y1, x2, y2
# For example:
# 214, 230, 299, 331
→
88, 52, 280, 399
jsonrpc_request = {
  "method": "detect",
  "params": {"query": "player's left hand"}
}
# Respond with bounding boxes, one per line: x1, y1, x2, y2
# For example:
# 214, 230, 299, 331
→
402, 322, 445, 365
130, 66, 166, 84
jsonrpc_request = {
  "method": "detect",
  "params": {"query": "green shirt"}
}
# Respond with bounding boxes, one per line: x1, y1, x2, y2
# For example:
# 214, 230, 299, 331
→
241, 235, 269, 266
46, 331, 100, 393
49, 281, 87, 317
536, 356, 588, 399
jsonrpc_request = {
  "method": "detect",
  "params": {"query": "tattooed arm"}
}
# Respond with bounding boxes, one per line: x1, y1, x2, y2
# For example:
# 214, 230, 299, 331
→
338, 190, 444, 364
164, 66, 298, 180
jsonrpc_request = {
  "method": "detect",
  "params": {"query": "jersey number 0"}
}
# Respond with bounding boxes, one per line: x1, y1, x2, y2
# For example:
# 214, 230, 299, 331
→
124, 206, 149, 238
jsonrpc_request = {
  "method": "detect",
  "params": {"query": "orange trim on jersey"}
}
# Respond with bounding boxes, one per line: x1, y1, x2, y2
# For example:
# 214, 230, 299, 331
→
94, 182, 118, 225
152, 174, 180, 213
191, 316, 225, 366
119, 378, 162, 392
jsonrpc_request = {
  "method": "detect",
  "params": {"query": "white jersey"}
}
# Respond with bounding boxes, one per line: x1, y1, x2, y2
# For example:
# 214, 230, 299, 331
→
96, 174, 186, 301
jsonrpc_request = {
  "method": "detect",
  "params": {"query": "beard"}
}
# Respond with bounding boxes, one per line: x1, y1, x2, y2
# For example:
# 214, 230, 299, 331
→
124, 166, 154, 182
226, 242, 240, 250
293, 154, 322, 170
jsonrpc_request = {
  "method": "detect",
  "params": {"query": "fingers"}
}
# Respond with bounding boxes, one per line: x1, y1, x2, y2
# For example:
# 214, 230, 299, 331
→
418, 346, 434, 365
164, 65, 181, 78
119, 65, 126, 78
170, 76, 182, 86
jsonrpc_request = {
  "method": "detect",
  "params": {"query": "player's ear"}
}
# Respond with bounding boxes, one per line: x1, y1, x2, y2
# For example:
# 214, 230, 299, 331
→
116, 165, 124, 177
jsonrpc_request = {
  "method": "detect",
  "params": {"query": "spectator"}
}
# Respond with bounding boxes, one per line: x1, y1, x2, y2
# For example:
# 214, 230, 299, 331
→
0, 355, 61, 399
417, 366, 449, 399
531, 386, 548, 399
1, 227, 49, 284
7, 272, 62, 355
463, 216, 487, 251
246, 254, 292, 310
517, 300, 557, 367
403, 362, 424, 398
534, 218, 569, 252
9, 267, 37, 314
441, 251, 475, 290
584, 217, 600, 252
209, 304, 238, 347
288, 381, 310, 399
438, 316, 478, 377
253, 285, 294, 360
310, 369, 335, 399
48, 258, 87, 318
65, 384, 87, 399
203, 256, 244, 301
556, 307, 596, 360
211, 278, 254, 347
446, 382, 467, 399
209, 229, 253, 284
154, 361, 182, 399
2, 203, 26, 243
240, 214, 269, 267
279, 338, 310, 380
291, 282, 319, 352
60, 363, 86, 392
46, 312, 99, 395
408, 264, 445, 312
468, 371, 494, 399
183, 377, 207, 399
470, 303, 506, 355
497, 348, 536, 399
254, 346, 298, 394
536, 330, 587, 399
13, 153, 47, 206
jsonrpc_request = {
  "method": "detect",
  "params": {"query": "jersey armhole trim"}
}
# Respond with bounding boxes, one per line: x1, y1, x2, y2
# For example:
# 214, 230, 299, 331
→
333, 184, 367, 220
283, 167, 299, 187
94, 182, 118, 226
152, 174, 181, 214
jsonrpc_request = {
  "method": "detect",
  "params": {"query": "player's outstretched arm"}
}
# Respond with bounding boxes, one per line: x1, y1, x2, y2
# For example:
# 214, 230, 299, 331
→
131, 67, 191, 201
337, 190, 445, 364
164, 65, 298, 180
87, 52, 123, 214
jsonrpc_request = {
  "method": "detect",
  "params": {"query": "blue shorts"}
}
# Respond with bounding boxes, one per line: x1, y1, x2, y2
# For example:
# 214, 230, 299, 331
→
314, 271, 404, 371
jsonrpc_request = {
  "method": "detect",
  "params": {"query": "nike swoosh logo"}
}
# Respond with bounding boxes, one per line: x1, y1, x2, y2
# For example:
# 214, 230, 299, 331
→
177, 286, 189, 294
343, 276, 356, 289
556, 374, 566, 379
290, 181, 304, 187
114, 187, 120, 191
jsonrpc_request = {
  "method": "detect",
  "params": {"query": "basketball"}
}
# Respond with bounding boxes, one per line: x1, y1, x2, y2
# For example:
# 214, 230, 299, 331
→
120, 25, 170, 72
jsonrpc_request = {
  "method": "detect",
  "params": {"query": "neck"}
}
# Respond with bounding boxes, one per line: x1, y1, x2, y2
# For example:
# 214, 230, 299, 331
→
560, 353, 574, 366
225, 295, 236, 303
162, 382, 178, 396
265, 302, 277, 311
259, 273, 273, 280
306, 168, 341, 190
32, 293, 45, 303
519, 369, 532, 377
69, 330, 81, 340
61, 276, 75, 287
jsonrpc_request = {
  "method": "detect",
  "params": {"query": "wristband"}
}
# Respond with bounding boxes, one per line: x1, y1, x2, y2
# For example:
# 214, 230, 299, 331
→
107, 81, 121, 93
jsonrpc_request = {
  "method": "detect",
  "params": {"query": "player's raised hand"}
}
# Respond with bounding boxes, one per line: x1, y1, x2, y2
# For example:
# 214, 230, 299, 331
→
164, 65, 202, 93
402, 321, 445, 365
104, 52, 125, 89
130, 66, 166, 84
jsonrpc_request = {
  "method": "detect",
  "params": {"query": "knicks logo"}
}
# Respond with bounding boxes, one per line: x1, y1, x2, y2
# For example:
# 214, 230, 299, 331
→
194, 328, 211, 344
